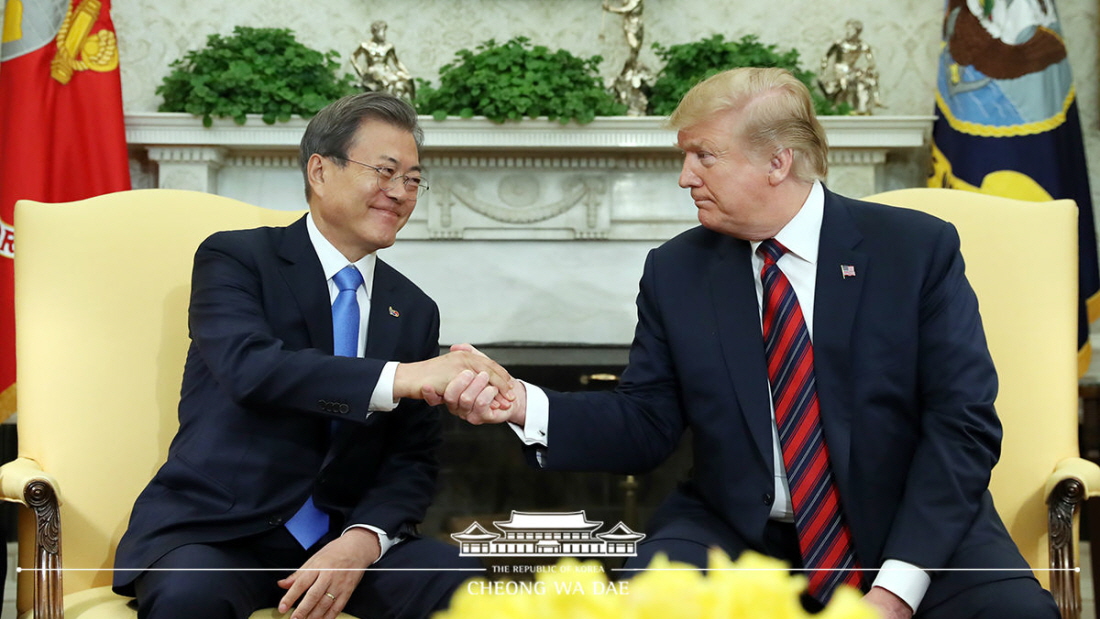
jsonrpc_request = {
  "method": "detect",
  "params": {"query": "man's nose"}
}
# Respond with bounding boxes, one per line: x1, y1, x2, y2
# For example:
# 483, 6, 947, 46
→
679, 161, 701, 188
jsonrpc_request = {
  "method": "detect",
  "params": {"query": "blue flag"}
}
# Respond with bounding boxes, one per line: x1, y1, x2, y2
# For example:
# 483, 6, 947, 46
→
930, 0, 1100, 376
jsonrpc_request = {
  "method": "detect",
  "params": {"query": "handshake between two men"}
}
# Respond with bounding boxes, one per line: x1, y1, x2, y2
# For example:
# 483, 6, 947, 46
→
396, 343, 526, 426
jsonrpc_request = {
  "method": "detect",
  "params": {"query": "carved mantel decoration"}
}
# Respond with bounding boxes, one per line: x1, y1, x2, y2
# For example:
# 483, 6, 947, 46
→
126, 113, 933, 242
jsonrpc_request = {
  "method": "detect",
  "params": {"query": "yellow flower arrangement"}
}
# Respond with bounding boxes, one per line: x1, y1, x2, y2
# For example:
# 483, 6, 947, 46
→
435, 550, 879, 619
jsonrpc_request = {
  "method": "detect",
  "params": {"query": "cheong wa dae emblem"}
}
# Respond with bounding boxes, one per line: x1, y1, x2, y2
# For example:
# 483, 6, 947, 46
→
451, 510, 645, 557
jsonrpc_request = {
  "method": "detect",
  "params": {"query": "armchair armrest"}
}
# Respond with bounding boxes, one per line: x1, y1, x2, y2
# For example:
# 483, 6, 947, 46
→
0, 457, 59, 503
1045, 457, 1100, 500
0, 457, 65, 619
1044, 457, 1100, 619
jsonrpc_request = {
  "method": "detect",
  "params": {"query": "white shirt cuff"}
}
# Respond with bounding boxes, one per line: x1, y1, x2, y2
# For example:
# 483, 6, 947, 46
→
871, 559, 930, 613
369, 361, 400, 413
509, 380, 549, 446
343, 524, 398, 564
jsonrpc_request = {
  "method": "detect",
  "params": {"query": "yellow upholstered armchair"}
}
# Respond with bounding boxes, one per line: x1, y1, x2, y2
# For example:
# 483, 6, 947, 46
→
865, 188, 1099, 619
0, 190, 355, 618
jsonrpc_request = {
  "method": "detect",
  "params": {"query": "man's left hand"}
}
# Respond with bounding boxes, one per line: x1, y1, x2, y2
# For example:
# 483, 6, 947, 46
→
863, 586, 914, 619
277, 528, 380, 619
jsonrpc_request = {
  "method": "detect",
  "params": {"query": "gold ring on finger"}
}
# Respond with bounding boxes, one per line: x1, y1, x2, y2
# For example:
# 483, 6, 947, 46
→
325, 592, 336, 601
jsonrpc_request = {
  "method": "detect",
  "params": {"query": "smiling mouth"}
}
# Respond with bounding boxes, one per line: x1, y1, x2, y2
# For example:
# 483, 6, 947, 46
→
369, 204, 401, 215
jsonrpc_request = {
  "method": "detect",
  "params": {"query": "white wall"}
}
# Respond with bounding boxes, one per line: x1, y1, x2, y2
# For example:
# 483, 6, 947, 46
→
113, 0, 1100, 228
112, 0, 1100, 346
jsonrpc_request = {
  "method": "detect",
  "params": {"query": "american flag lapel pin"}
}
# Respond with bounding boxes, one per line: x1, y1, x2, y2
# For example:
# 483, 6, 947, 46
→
388, 306, 400, 317
840, 264, 856, 279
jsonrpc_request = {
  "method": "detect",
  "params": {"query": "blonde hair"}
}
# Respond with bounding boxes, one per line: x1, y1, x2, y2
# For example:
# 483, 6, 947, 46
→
667, 67, 828, 182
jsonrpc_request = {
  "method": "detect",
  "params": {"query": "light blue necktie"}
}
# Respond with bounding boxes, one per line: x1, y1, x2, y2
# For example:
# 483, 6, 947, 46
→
330, 265, 364, 358
285, 264, 363, 549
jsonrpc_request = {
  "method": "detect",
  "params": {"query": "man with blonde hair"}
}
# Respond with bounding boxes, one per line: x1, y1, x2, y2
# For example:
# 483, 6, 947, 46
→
433, 67, 1057, 618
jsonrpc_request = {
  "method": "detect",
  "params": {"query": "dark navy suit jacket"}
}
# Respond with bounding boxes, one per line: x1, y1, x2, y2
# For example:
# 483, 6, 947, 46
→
114, 216, 441, 593
537, 189, 1029, 605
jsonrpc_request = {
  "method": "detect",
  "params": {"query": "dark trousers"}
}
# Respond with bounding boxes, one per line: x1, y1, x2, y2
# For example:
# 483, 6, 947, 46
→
133, 527, 480, 619
621, 490, 1059, 619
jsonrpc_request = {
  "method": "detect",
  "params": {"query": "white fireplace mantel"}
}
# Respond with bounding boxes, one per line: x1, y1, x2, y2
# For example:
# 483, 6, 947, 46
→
127, 113, 933, 242
127, 113, 930, 150
125, 112, 933, 345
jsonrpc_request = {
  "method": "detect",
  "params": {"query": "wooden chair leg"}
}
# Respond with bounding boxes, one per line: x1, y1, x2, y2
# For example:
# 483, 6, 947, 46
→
1088, 498, 1100, 619
1050, 477, 1084, 619
1080, 381, 1100, 618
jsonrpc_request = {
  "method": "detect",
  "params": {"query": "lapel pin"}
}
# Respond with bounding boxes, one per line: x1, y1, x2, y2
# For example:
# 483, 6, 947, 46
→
388, 306, 400, 317
840, 264, 856, 279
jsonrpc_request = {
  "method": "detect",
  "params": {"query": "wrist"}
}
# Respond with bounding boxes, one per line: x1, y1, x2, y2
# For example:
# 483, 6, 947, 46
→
392, 361, 420, 400
341, 527, 381, 561
505, 381, 528, 426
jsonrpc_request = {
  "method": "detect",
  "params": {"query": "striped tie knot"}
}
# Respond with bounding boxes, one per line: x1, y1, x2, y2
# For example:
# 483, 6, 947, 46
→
757, 238, 789, 265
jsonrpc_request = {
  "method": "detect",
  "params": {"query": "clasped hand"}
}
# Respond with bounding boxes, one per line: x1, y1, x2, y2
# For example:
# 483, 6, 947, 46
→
395, 346, 516, 411
421, 344, 527, 426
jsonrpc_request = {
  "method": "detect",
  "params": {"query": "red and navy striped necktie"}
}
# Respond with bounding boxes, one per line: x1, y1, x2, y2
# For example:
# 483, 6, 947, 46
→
758, 238, 862, 603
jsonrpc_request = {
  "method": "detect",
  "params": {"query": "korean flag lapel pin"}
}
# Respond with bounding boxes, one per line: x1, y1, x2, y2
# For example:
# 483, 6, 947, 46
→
388, 306, 400, 318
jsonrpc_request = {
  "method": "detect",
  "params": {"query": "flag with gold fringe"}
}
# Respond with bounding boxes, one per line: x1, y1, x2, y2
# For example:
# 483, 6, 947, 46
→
0, 0, 131, 420
929, 0, 1099, 376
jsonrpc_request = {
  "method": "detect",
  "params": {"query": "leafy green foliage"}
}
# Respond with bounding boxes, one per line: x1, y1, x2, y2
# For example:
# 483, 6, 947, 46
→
157, 26, 356, 126
649, 34, 850, 116
414, 37, 626, 124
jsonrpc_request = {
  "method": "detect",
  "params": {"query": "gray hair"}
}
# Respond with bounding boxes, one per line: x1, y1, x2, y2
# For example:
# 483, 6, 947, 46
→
299, 92, 423, 200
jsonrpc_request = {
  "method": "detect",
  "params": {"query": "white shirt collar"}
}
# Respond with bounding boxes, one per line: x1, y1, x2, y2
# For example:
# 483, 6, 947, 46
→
305, 213, 376, 300
750, 180, 825, 266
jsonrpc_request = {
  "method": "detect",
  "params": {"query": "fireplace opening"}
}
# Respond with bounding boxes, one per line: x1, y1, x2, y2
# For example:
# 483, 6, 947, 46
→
424, 344, 694, 566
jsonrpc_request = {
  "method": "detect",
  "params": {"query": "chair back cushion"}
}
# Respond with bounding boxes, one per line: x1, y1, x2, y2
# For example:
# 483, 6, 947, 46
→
13, 189, 302, 602
864, 187, 1078, 585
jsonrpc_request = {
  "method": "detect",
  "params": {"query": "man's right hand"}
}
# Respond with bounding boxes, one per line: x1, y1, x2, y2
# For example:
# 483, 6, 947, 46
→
422, 344, 528, 426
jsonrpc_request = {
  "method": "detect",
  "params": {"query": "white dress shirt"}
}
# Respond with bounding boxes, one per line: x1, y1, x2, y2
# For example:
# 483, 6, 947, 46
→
515, 182, 930, 611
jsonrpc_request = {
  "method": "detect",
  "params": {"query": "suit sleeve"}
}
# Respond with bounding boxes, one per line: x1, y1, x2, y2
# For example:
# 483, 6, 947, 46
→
347, 307, 441, 535
187, 232, 385, 419
882, 222, 1002, 570
542, 250, 687, 473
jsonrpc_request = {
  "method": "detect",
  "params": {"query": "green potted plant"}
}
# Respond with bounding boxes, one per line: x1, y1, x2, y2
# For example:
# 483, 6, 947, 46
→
157, 26, 356, 126
414, 37, 627, 124
648, 34, 850, 116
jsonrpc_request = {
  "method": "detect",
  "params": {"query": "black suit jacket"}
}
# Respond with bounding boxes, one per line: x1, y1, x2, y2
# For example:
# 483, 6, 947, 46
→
538, 189, 1028, 603
114, 216, 441, 592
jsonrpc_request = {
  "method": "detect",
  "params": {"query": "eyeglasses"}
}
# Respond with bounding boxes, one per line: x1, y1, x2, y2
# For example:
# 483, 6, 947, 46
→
334, 156, 429, 197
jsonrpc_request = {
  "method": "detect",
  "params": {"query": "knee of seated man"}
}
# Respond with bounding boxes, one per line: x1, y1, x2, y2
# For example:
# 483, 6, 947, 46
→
971, 585, 1059, 619
137, 572, 253, 619
918, 578, 1060, 619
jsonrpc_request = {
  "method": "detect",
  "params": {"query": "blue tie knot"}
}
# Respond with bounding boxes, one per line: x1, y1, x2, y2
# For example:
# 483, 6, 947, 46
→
758, 239, 789, 265
333, 265, 363, 293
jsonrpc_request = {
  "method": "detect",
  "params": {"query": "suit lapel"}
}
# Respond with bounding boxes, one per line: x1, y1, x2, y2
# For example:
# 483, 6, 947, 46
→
365, 259, 404, 361
707, 235, 775, 470
277, 216, 333, 353
812, 190, 866, 496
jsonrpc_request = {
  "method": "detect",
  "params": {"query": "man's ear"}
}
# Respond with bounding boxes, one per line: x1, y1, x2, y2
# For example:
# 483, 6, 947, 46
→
767, 148, 794, 185
306, 153, 327, 197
